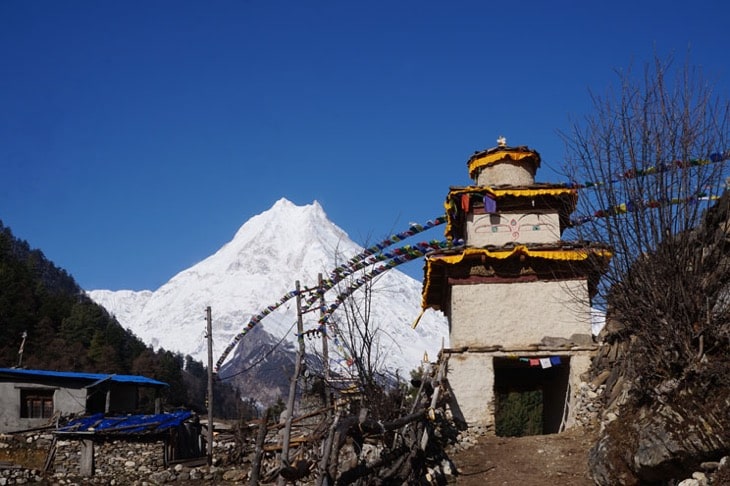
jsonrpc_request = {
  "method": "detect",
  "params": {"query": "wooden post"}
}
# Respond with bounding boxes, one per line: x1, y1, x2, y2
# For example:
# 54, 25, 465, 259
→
327, 424, 344, 481
206, 306, 214, 466
17, 330, 27, 368
420, 361, 445, 451
80, 439, 94, 476
318, 274, 331, 415
280, 281, 306, 472
42, 436, 57, 474
316, 409, 341, 486
249, 408, 269, 486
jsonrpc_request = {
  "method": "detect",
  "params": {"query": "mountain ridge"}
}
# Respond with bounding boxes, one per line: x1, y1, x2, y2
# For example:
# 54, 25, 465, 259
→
88, 198, 448, 399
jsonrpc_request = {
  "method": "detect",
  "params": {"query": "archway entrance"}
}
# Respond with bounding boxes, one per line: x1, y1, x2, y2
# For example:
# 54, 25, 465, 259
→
493, 356, 570, 436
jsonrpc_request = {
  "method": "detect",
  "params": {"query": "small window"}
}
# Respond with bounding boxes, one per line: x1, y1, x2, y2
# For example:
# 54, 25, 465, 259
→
20, 389, 54, 419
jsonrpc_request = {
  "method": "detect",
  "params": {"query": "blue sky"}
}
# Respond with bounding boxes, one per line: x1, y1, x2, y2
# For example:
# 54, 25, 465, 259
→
2, 1, 729, 291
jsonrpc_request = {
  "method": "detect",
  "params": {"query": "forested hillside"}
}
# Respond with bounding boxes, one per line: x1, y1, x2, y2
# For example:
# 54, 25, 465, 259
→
0, 220, 245, 418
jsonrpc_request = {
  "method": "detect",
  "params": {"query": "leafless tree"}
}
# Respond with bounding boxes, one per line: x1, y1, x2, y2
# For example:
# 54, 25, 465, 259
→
334, 275, 384, 379
561, 54, 730, 397
297, 238, 416, 426
321, 269, 409, 420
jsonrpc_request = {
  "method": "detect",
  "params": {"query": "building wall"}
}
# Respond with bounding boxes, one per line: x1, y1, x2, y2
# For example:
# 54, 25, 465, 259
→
55, 387, 89, 415
446, 350, 595, 429
466, 212, 561, 246
450, 279, 591, 348
0, 382, 87, 433
0, 382, 28, 432
446, 353, 495, 428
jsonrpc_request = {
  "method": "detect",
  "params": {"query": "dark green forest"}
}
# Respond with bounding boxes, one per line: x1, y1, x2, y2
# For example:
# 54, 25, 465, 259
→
0, 220, 246, 419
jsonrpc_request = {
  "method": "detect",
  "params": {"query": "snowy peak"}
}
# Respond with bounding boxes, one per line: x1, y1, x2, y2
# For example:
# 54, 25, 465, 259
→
88, 198, 448, 379
201, 199, 356, 288
221, 199, 351, 276
232, 198, 336, 242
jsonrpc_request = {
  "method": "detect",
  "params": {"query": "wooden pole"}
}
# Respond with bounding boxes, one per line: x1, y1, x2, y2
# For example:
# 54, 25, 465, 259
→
80, 439, 94, 476
327, 424, 344, 481
315, 409, 341, 486
206, 306, 214, 466
318, 274, 331, 415
42, 436, 57, 474
280, 281, 305, 471
104, 389, 111, 414
17, 330, 27, 368
249, 408, 269, 486
420, 361, 445, 451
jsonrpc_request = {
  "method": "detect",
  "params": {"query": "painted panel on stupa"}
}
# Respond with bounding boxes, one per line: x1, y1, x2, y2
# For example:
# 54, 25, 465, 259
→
466, 212, 561, 246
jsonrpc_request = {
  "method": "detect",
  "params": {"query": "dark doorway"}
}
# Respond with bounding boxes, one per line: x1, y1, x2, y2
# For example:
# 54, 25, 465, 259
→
493, 356, 570, 436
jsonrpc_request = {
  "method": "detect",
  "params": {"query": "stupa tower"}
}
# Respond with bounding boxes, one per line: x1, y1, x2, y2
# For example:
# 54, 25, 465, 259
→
422, 138, 611, 434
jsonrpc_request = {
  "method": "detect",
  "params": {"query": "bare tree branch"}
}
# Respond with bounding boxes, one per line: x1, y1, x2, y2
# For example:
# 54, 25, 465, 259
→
561, 54, 730, 399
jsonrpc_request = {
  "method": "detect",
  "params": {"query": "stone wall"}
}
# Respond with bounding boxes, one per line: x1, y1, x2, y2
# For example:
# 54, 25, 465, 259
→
54, 438, 168, 479
0, 430, 248, 484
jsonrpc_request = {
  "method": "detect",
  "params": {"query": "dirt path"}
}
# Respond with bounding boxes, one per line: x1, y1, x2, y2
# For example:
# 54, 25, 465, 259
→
450, 427, 597, 485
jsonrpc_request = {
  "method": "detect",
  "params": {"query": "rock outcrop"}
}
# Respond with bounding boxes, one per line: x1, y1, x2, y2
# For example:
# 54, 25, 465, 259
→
587, 193, 730, 484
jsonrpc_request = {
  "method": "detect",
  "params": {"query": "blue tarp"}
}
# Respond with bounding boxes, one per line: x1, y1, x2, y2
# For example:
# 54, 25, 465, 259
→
58, 410, 193, 435
0, 368, 168, 387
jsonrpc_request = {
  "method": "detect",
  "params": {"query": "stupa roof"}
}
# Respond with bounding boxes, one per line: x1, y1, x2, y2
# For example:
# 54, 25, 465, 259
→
467, 145, 541, 180
421, 242, 612, 310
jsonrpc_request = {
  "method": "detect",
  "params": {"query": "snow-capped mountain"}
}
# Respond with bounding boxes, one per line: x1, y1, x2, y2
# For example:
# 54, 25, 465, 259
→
88, 198, 448, 402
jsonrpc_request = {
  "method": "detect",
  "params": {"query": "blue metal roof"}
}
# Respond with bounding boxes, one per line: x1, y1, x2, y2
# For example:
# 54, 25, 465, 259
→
57, 410, 193, 435
0, 368, 168, 387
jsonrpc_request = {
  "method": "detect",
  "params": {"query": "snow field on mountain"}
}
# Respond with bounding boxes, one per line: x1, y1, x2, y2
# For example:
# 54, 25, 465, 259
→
88, 198, 448, 376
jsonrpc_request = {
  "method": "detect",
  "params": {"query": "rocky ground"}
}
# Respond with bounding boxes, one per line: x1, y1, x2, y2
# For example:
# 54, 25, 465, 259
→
3, 423, 728, 484
449, 426, 597, 485
1, 427, 598, 485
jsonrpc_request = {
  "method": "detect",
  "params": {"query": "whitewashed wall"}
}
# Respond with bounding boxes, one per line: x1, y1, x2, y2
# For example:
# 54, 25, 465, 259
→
450, 279, 591, 348
446, 350, 595, 429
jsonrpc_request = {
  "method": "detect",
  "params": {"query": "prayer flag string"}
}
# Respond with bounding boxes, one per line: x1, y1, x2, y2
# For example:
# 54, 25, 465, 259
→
313, 240, 461, 331
214, 152, 729, 372
569, 191, 722, 227
213, 217, 449, 372
562, 151, 730, 189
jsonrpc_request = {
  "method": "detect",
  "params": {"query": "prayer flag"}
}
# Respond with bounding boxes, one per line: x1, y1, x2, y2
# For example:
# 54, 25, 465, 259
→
484, 195, 497, 213
461, 194, 470, 212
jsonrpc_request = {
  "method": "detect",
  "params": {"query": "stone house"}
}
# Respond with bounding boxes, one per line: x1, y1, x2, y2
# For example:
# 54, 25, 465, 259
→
421, 140, 611, 434
0, 367, 167, 433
